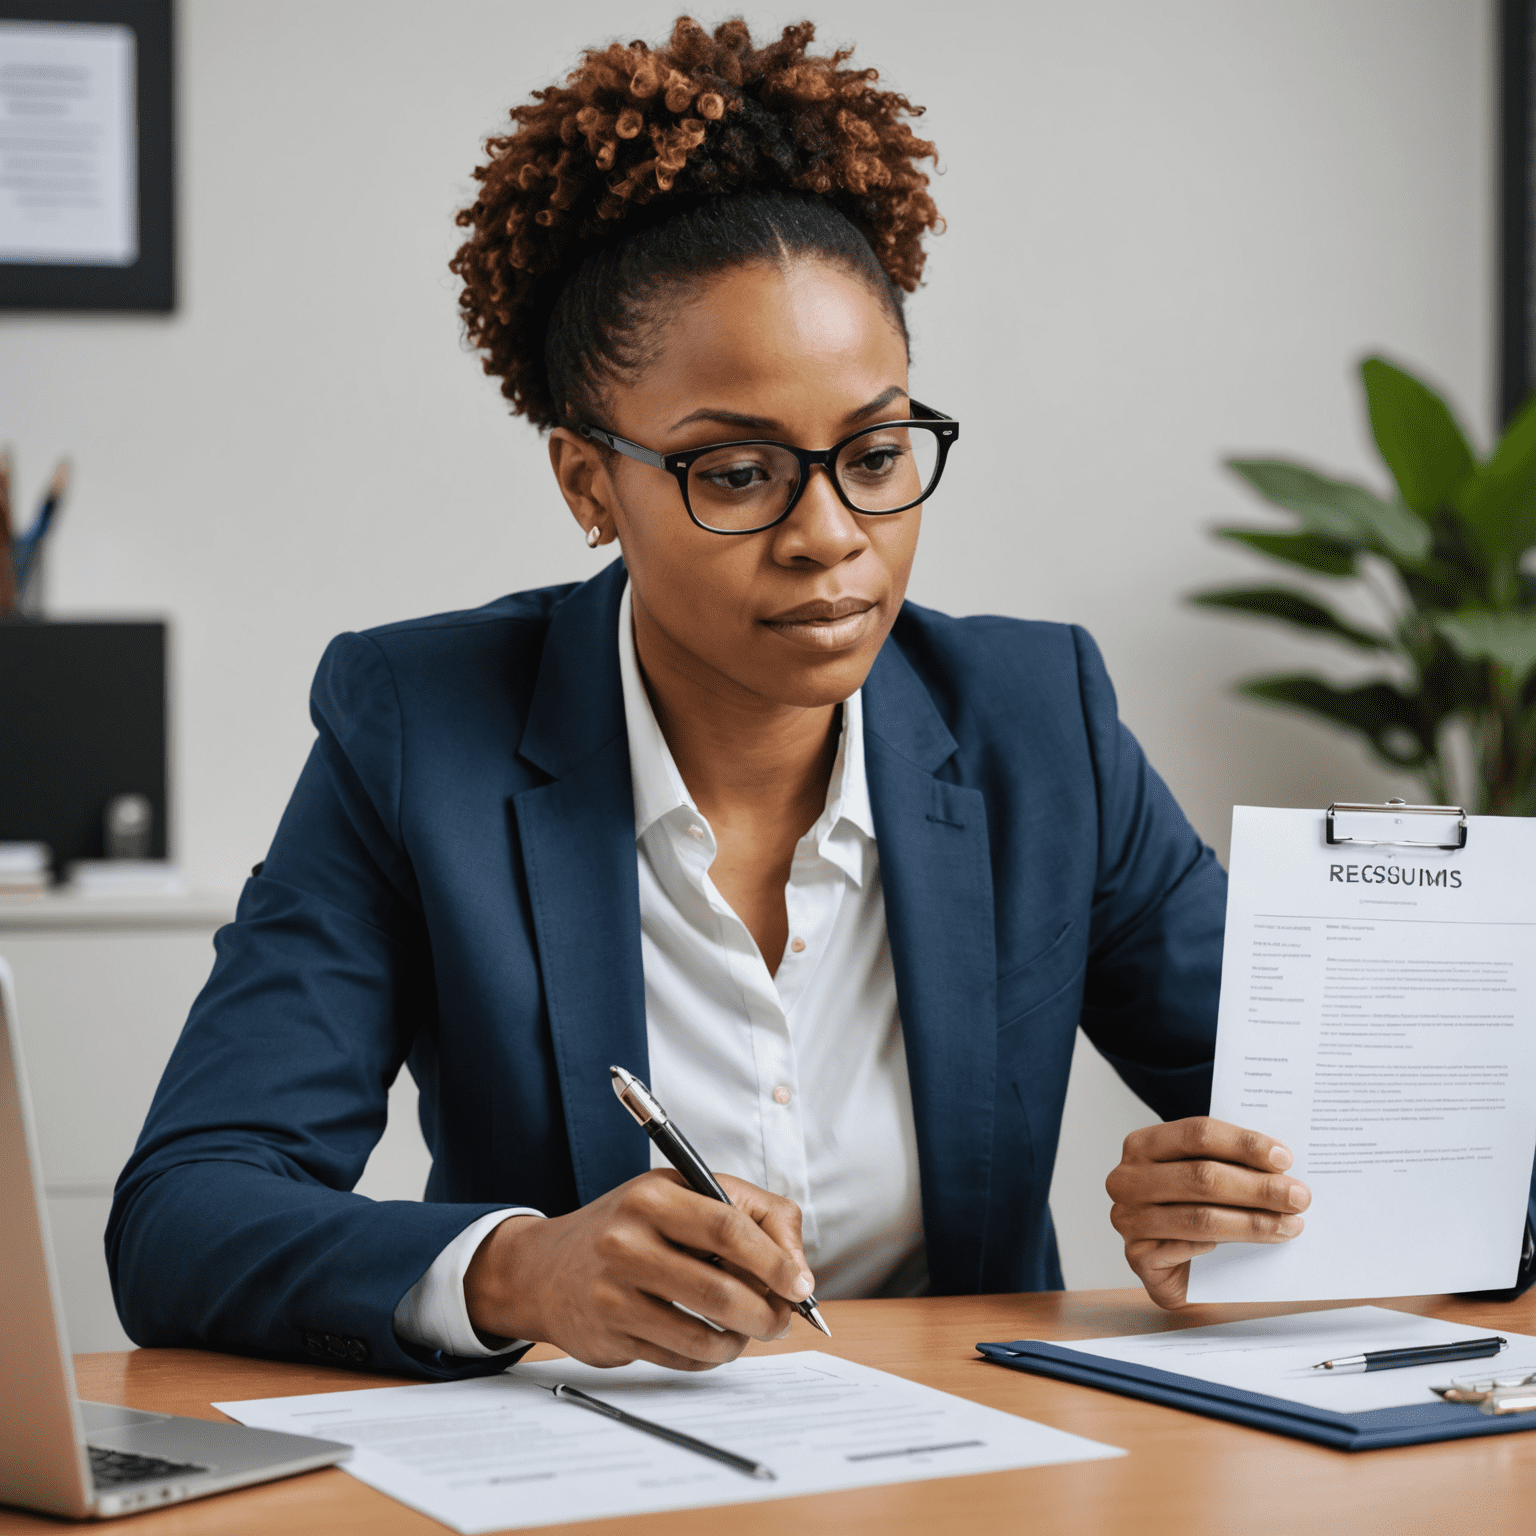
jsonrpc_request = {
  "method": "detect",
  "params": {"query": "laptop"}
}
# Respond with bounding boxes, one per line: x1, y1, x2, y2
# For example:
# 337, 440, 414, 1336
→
0, 957, 351, 1518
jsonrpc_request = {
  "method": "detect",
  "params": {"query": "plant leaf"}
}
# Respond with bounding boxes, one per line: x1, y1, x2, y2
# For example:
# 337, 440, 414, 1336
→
1350, 494, 1433, 565
1360, 356, 1476, 517
1432, 611, 1536, 684
1225, 459, 1431, 563
1190, 586, 1391, 649
1237, 673, 1430, 767
1218, 528, 1358, 576
1453, 389, 1536, 571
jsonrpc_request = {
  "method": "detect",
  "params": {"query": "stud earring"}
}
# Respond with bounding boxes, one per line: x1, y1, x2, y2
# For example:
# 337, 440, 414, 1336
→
586, 526, 602, 549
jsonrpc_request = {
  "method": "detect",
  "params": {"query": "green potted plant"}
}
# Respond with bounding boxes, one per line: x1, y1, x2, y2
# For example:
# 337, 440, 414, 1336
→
1190, 357, 1536, 815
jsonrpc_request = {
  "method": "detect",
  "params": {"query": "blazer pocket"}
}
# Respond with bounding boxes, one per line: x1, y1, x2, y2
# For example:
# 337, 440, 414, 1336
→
997, 921, 1084, 1031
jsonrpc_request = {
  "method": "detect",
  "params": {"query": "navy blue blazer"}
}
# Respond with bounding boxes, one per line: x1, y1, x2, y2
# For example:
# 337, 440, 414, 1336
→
109, 560, 1231, 1379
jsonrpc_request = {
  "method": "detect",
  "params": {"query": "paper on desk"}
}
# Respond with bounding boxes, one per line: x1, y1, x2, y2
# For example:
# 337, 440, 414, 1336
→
1062, 1305, 1536, 1413
1187, 806, 1536, 1303
217, 1350, 1122, 1534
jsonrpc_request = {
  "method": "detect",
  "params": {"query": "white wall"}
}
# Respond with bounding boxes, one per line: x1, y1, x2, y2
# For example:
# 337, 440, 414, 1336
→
0, 0, 1492, 1288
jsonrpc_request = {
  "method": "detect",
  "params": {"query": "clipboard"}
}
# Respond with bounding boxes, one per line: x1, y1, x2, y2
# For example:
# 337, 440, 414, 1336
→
1324, 797, 1467, 850
973, 1339, 1536, 1452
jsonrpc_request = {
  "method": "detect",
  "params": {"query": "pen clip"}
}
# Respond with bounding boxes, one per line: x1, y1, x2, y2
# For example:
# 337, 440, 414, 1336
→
610, 1065, 666, 1129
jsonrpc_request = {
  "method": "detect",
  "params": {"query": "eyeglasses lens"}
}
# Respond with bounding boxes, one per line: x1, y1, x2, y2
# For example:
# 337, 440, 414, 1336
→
835, 424, 939, 513
686, 444, 801, 533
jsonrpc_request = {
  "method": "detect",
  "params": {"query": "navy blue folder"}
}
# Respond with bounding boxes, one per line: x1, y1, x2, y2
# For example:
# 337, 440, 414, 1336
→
976, 1339, 1536, 1451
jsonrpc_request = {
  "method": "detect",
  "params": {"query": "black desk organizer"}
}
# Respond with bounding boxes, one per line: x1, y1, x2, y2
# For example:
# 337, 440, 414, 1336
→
0, 620, 168, 877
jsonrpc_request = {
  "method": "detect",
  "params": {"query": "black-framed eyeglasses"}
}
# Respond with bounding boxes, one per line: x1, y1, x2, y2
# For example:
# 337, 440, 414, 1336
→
578, 399, 960, 535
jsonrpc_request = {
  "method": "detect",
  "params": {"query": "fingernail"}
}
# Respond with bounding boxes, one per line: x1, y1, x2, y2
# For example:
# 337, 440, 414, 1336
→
1269, 1145, 1293, 1170
1278, 1214, 1304, 1237
776, 1321, 792, 1340
793, 1272, 813, 1299
1288, 1182, 1311, 1210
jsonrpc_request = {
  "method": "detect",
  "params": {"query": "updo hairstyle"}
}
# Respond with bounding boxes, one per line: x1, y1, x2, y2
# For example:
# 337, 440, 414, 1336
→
450, 16, 942, 432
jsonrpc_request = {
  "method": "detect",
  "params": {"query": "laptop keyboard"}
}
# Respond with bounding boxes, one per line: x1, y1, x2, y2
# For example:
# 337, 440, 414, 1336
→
88, 1445, 207, 1488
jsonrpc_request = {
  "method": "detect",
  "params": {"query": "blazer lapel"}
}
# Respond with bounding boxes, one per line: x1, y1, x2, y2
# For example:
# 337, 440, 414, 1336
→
863, 637, 998, 1295
513, 561, 651, 1206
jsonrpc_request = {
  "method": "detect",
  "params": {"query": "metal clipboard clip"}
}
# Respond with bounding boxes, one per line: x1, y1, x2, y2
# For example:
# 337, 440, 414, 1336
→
1325, 797, 1468, 851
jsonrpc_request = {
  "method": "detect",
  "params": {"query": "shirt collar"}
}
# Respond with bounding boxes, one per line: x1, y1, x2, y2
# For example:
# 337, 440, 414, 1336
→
617, 581, 876, 870
618, 581, 694, 841
805, 686, 874, 886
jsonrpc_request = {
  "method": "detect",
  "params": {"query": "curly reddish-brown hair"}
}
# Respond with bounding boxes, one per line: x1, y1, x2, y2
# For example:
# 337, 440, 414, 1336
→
450, 16, 941, 430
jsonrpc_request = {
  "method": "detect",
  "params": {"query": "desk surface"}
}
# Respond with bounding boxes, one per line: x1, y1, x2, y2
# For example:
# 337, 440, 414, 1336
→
2, 1288, 1531, 1535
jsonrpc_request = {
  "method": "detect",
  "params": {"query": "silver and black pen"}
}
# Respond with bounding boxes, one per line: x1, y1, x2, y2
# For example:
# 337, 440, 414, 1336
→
1312, 1335, 1507, 1373
609, 1064, 832, 1338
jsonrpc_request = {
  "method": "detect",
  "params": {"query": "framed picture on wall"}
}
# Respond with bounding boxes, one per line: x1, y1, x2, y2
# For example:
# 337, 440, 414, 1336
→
0, 0, 173, 311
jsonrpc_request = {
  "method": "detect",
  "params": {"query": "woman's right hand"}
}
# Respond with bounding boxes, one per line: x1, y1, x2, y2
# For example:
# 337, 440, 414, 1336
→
462, 1170, 815, 1370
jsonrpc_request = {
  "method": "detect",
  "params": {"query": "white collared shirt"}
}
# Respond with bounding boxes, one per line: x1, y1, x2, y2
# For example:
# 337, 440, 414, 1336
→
394, 581, 923, 1357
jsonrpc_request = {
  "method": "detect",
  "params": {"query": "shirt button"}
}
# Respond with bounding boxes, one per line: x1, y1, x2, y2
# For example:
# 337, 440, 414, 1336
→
773, 1085, 792, 1105
789, 937, 806, 954
687, 824, 705, 841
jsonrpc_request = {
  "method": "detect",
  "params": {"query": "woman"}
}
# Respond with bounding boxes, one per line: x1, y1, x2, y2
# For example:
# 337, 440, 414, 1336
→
109, 17, 1312, 1381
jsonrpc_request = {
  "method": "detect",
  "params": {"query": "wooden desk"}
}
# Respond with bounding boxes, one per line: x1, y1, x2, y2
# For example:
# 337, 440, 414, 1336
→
3, 1289, 1532, 1534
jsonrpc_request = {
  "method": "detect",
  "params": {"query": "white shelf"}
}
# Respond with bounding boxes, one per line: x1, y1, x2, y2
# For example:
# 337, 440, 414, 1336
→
0, 884, 429, 1351
0, 891, 236, 932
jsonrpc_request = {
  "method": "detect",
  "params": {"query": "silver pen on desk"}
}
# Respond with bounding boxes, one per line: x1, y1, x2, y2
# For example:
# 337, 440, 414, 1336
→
551, 1382, 775, 1480
609, 1065, 832, 1337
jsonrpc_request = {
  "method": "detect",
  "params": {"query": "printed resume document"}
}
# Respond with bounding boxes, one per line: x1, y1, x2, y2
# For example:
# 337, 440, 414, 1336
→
1188, 805, 1536, 1304
1059, 1305, 1536, 1412
218, 1351, 1122, 1533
